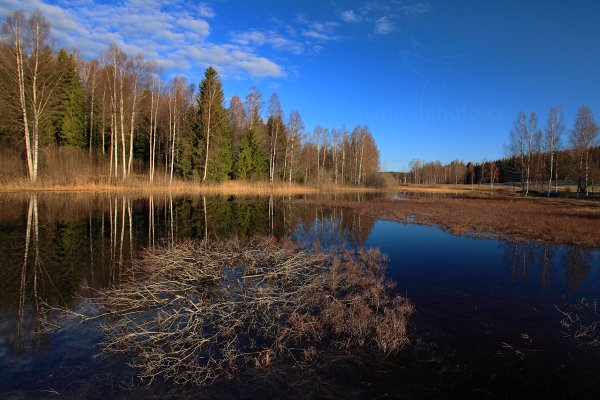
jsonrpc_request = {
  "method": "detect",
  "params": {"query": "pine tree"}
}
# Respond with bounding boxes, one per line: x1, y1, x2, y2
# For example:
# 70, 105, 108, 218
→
196, 67, 231, 181
51, 49, 86, 147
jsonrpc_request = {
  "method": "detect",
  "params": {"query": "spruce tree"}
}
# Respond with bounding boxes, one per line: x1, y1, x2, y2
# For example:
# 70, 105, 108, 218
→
196, 67, 232, 181
52, 49, 86, 147
235, 128, 266, 179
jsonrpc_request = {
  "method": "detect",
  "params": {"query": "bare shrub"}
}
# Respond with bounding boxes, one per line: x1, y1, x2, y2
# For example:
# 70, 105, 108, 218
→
51, 237, 413, 386
364, 172, 388, 188
556, 298, 600, 347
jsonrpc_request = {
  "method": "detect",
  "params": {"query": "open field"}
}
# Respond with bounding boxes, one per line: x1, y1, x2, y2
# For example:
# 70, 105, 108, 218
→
294, 195, 600, 247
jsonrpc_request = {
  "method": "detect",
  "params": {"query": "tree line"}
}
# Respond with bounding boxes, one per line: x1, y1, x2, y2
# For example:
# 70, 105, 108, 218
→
398, 106, 599, 196
0, 10, 380, 186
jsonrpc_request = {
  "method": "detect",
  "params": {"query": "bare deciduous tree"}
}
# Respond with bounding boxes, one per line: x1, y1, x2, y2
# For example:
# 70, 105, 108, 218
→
1, 10, 58, 182
267, 93, 283, 184
286, 110, 303, 185
545, 106, 563, 194
570, 106, 598, 196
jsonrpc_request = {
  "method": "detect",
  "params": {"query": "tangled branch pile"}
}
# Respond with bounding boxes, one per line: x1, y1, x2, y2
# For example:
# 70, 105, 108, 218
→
78, 237, 413, 386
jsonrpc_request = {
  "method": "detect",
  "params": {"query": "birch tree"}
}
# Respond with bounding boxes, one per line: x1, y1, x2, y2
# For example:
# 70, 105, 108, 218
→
245, 86, 263, 130
167, 76, 192, 183
1, 10, 58, 182
148, 74, 160, 182
507, 111, 529, 194
267, 93, 283, 184
332, 128, 340, 184
545, 106, 563, 194
286, 110, 303, 184
570, 106, 598, 196
125, 54, 145, 177
228, 95, 247, 161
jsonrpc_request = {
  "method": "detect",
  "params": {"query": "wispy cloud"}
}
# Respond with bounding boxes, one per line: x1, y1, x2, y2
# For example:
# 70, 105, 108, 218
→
374, 16, 396, 35
395, 1, 432, 17
340, 10, 361, 23
230, 29, 305, 55
338, 1, 432, 35
198, 3, 215, 19
300, 20, 341, 42
230, 14, 342, 57
0, 0, 285, 79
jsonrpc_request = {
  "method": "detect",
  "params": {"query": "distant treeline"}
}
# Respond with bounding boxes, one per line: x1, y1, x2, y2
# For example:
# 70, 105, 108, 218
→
0, 9, 380, 186
397, 107, 599, 195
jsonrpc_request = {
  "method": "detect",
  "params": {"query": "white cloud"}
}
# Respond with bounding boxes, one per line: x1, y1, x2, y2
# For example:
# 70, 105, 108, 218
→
198, 3, 215, 19
177, 17, 210, 37
0, 0, 285, 78
374, 16, 396, 35
187, 44, 285, 78
340, 10, 361, 23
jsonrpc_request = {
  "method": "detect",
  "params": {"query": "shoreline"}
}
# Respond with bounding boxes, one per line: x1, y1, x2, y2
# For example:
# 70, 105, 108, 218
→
0, 180, 383, 196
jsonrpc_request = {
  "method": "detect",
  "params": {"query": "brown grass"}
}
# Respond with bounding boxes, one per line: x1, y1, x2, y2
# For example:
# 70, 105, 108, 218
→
46, 237, 413, 386
294, 195, 600, 247
394, 183, 594, 196
396, 184, 515, 195
0, 177, 380, 196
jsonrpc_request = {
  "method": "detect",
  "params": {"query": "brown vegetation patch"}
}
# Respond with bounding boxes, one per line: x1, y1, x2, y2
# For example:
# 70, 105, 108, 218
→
0, 178, 380, 196
47, 237, 413, 386
294, 196, 600, 247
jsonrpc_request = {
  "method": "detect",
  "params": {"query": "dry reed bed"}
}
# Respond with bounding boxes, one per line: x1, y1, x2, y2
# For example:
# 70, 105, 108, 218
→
0, 179, 380, 196
46, 237, 413, 386
295, 197, 600, 247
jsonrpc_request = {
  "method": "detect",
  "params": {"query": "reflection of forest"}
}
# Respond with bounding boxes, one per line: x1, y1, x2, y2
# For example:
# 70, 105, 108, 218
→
0, 194, 375, 357
502, 241, 594, 291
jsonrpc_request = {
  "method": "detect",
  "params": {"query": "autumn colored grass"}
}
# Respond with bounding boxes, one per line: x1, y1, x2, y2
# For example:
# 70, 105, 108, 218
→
395, 183, 515, 195
0, 177, 380, 196
294, 195, 600, 247
395, 183, 593, 197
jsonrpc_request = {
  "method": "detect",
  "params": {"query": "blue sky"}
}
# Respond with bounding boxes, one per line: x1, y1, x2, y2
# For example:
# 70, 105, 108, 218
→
2, 0, 599, 171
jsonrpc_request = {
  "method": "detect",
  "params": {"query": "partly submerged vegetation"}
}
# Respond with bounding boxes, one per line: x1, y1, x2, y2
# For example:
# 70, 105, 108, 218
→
46, 237, 413, 386
294, 195, 600, 247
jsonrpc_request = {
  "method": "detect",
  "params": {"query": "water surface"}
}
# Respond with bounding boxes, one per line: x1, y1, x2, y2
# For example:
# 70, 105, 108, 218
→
0, 193, 598, 398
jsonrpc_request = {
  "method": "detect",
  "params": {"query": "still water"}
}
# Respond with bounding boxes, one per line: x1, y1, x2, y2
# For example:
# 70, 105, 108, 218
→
0, 193, 599, 399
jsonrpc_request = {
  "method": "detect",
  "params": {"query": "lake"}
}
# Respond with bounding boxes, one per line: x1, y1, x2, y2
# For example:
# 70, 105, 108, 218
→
0, 193, 599, 399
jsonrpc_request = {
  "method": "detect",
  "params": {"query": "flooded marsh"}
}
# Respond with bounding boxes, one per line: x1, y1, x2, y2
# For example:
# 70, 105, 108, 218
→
0, 193, 599, 399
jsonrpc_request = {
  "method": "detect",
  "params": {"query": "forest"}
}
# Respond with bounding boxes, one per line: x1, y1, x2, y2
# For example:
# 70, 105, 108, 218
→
0, 10, 380, 187
399, 107, 600, 196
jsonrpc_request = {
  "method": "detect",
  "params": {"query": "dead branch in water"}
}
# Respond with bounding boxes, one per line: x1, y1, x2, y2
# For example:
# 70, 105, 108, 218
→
48, 237, 413, 386
555, 298, 600, 347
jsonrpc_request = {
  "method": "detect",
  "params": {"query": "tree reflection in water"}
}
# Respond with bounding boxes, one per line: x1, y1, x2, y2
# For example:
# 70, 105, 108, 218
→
502, 240, 594, 291
0, 194, 377, 358
1, 194, 597, 362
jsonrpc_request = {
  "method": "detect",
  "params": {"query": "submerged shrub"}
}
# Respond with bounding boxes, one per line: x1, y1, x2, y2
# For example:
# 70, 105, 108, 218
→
53, 237, 413, 386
